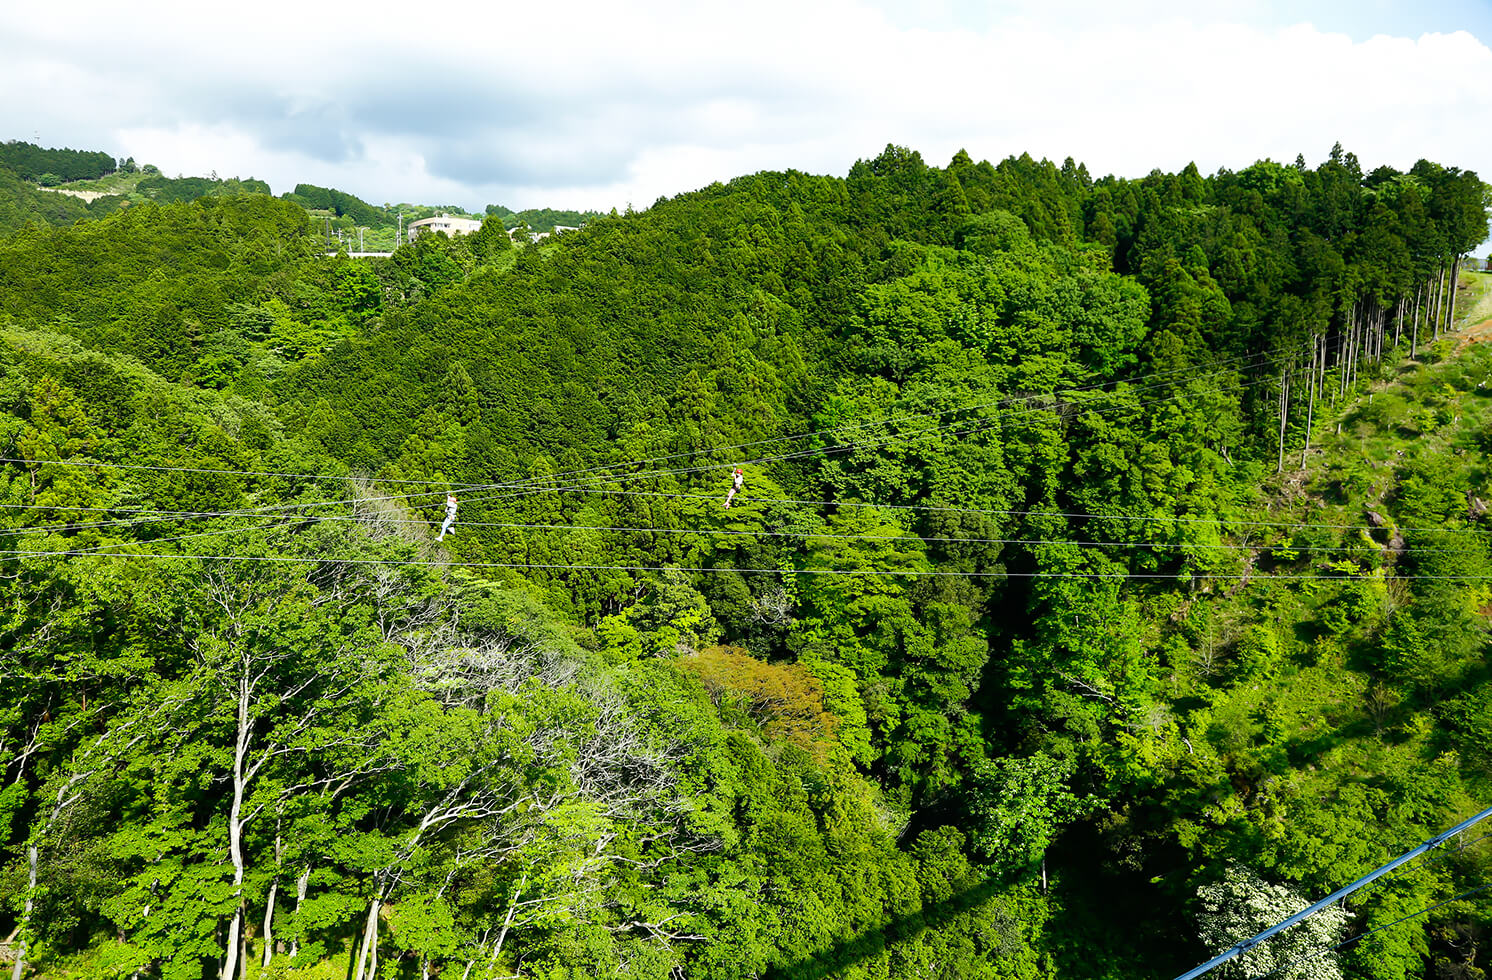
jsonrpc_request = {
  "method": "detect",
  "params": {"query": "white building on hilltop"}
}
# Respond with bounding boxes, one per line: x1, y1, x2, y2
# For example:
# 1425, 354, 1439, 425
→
407, 213, 484, 242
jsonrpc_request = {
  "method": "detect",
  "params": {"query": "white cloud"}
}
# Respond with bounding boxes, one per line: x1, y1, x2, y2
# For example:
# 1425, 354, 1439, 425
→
0, 0, 1488, 251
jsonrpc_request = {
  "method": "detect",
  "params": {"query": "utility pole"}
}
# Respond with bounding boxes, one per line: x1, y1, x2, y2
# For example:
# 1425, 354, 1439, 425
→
1174, 805, 1492, 980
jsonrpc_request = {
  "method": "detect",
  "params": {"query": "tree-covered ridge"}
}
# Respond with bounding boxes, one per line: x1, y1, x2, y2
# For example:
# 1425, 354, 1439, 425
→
0, 143, 1487, 979
483, 204, 603, 233
0, 140, 118, 183
0, 165, 127, 237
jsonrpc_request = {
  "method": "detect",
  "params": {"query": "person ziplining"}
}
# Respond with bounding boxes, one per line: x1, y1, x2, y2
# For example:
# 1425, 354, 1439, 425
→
438, 493, 458, 540
723, 467, 744, 509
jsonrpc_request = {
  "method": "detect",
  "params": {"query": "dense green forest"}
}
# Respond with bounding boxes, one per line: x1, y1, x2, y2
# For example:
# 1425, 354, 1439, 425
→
0, 141, 118, 184
0, 141, 1489, 980
0, 165, 123, 237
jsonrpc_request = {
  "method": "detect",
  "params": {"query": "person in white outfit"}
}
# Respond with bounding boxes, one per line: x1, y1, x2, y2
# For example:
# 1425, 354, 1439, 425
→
438, 494, 458, 540
724, 468, 744, 509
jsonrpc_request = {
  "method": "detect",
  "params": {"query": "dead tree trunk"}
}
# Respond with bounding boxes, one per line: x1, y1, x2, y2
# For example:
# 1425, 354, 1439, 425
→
1277, 367, 1290, 473
1302, 336, 1318, 469
1351, 310, 1360, 388
1434, 260, 1447, 339
1412, 283, 1422, 357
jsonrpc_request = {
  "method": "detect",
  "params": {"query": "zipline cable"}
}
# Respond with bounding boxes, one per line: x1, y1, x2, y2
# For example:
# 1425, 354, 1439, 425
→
484, 348, 1305, 499
0, 352, 1304, 538
0, 342, 1307, 506
9, 506, 1489, 558
1237, 829, 1492, 979
8, 472, 1490, 544
18, 511, 1466, 555
488, 342, 1311, 493
465, 485, 1485, 537
1173, 805, 1492, 980
0, 336, 1398, 549
1247, 882, 1492, 980
465, 366, 1297, 511
14, 546, 1492, 582
0, 457, 496, 489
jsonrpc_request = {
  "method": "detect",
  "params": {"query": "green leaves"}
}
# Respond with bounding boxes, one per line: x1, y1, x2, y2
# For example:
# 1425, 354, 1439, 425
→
968, 753, 1103, 871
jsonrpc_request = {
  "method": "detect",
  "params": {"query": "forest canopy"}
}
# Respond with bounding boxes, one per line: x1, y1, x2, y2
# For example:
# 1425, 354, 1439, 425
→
0, 141, 1488, 980
0, 140, 117, 183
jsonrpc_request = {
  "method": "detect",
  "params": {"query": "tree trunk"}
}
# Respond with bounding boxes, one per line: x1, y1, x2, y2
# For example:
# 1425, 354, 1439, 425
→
1434, 261, 1447, 339
1302, 337, 1317, 469
460, 930, 490, 980
1276, 369, 1289, 473
1354, 310, 1366, 381
490, 871, 527, 971
289, 865, 311, 960
219, 666, 254, 980
1411, 284, 1421, 357
9, 845, 38, 980
1343, 316, 1354, 394
11, 769, 93, 980
262, 878, 279, 969
1342, 325, 1354, 402
261, 826, 285, 968
1352, 310, 1363, 383
1447, 255, 1460, 332
352, 896, 381, 980
1318, 331, 1327, 409
1428, 268, 1439, 341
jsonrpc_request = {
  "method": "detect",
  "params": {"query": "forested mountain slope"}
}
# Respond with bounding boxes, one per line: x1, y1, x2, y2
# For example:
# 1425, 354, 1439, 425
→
0, 165, 123, 237
0, 144, 1488, 980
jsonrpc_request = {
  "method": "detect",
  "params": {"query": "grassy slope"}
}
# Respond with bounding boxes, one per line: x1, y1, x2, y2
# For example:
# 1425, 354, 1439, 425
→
1456, 269, 1492, 334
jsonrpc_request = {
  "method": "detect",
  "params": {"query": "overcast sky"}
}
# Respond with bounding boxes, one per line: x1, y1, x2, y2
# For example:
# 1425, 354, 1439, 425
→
2, 0, 1489, 245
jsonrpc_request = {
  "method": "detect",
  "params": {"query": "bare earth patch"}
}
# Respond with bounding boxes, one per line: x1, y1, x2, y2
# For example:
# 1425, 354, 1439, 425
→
37, 186, 111, 202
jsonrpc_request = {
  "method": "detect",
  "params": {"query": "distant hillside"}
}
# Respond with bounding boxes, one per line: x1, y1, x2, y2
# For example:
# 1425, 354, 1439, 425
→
0, 139, 599, 251
135, 173, 271, 204
485, 203, 604, 232
281, 181, 388, 227
278, 183, 600, 251
0, 165, 123, 236
0, 139, 117, 183
0, 143, 280, 237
